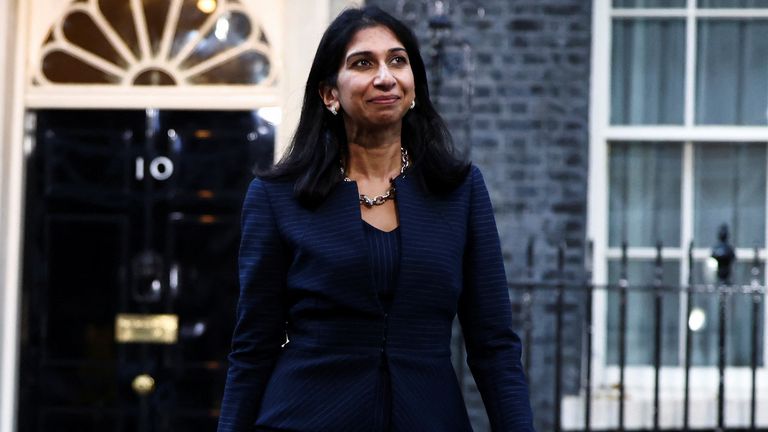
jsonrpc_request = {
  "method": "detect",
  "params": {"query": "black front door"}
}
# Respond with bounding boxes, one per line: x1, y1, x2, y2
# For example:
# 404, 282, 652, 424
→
19, 109, 274, 431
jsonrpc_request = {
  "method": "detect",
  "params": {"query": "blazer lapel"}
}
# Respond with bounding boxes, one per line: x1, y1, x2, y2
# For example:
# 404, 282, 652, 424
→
309, 181, 380, 313
392, 175, 455, 316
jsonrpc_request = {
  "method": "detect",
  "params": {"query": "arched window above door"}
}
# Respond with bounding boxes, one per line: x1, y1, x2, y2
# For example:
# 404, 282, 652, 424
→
33, 0, 277, 87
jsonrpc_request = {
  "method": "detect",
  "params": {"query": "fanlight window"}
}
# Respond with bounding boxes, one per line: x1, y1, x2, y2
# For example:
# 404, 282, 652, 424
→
35, 0, 276, 86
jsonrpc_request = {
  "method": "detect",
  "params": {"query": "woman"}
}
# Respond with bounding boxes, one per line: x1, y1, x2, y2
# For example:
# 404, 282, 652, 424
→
218, 6, 533, 432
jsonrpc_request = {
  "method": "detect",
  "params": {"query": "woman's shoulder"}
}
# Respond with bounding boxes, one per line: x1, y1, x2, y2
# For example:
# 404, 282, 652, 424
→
467, 163, 483, 180
447, 164, 492, 208
244, 176, 297, 208
248, 175, 294, 191
453, 163, 484, 192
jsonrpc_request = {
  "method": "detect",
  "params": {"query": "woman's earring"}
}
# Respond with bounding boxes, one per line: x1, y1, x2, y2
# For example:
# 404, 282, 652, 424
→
410, 100, 416, 110
329, 105, 338, 116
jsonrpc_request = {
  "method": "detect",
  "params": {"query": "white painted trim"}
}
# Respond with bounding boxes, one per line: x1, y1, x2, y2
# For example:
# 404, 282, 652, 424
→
605, 248, 685, 260
764, 151, 768, 367
605, 247, 767, 261
680, 142, 694, 273
157, 0, 183, 62
588, 0, 613, 414
332, 0, 364, 16
612, 8, 768, 18
604, 126, 768, 142
0, 0, 13, 422
1, 0, 30, 429
679, 141, 694, 364
696, 8, 768, 17
25, 86, 280, 110
276, 0, 332, 161
589, 0, 611, 285
612, 8, 688, 18
684, 0, 696, 127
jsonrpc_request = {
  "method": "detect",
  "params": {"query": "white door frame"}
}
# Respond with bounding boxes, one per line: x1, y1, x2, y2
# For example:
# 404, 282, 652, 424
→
0, 0, 31, 430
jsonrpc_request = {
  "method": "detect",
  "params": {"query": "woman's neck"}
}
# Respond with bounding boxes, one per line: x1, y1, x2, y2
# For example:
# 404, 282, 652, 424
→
344, 125, 402, 181
345, 141, 401, 181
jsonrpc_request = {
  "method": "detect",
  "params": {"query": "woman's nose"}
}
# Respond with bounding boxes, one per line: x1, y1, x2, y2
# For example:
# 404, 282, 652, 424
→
373, 65, 396, 89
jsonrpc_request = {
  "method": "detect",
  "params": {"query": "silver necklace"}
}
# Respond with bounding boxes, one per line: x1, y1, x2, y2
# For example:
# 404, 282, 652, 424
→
340, 147, 410, 207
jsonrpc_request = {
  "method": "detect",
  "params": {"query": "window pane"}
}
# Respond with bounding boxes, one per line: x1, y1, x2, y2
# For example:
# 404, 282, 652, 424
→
62, 11, 128, 68
187, 51, 271, 85
181, 13, 253, 69
694, 143, 766, 248
609, 142, 682, 247
607, 260, 681, 365
689, 261, 765, 366
699, 0, 768, 7
611, 19, 685, 125
42, 51, 121, 84
696, 20, 768, 125
614, 0, 686, 7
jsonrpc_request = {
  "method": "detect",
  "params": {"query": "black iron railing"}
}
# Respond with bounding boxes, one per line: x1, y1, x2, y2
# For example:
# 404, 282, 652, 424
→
493, 238, 766, 432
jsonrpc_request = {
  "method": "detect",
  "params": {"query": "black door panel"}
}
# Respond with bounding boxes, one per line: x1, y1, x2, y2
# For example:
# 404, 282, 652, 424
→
20, 109, 274, 432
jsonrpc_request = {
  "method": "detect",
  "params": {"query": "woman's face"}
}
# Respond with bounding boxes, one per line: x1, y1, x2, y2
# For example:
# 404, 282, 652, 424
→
322, 25, 416, 131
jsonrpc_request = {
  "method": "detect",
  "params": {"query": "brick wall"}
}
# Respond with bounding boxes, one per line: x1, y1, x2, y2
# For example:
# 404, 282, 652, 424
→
364, 1, 593, 430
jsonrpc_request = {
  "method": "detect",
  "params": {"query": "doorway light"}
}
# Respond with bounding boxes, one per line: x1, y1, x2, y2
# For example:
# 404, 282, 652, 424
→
195, 129, 212, 139
197, 0, 217, 14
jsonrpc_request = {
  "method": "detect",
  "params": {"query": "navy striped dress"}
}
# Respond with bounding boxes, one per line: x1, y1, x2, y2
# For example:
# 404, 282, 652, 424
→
363, 221, 400, 430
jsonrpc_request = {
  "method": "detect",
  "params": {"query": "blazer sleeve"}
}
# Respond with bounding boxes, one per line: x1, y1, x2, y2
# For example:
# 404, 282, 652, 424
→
458, 167, 535, 431
218, 178, 288, 432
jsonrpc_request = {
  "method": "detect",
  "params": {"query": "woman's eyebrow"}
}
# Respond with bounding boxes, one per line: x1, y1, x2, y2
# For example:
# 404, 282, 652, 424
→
345, 47, 407, 63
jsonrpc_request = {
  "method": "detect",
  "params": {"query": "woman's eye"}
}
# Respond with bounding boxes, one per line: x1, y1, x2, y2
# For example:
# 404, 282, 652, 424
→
391, 56, 408, 65
353, 59, 372, 67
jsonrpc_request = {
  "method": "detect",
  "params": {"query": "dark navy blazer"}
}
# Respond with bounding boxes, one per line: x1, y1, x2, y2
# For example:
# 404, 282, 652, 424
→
218, 166, 534, 432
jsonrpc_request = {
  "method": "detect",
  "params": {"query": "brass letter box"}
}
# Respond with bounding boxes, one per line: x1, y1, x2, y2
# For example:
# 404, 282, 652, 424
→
115, 313, 178, 344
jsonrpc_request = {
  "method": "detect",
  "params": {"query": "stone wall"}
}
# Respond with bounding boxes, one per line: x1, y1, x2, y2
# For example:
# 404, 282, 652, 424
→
363, 1, 593, 430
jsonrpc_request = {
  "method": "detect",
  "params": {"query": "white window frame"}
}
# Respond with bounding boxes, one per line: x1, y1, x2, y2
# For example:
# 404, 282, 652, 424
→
573, 0, 768, 429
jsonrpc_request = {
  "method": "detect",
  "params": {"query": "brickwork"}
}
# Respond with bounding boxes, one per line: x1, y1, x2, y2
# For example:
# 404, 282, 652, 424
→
364, 1, 593, 430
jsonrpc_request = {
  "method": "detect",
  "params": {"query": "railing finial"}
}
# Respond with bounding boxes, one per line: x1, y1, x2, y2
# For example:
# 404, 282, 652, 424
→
711, 224, 735, 285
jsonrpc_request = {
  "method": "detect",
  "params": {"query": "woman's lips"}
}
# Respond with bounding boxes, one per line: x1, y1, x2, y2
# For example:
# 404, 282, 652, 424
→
369, 96, 400, 104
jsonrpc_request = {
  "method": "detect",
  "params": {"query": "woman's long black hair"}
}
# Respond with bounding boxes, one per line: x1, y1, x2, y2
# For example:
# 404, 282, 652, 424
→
262, 6, 470, 208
